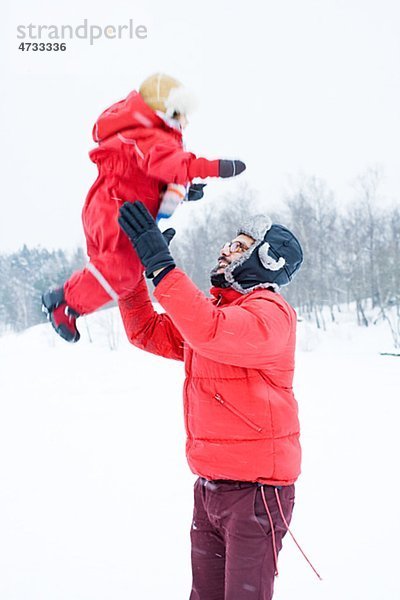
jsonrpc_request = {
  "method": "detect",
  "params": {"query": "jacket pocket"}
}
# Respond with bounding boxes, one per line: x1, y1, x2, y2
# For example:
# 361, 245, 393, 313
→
214, 393, 263, 433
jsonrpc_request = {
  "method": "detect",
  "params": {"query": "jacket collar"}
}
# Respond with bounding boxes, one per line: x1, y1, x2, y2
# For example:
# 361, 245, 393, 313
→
210, 286, 243, 306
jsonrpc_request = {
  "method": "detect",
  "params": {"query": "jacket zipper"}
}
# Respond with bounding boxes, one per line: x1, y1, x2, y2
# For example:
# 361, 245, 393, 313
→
214, 393, 263, 433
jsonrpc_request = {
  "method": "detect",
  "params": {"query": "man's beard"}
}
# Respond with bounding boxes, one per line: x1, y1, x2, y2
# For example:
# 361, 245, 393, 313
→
210, 265, 231, 288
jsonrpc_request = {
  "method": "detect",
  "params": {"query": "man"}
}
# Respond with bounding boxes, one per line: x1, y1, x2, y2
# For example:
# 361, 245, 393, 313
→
117, 201, 304, 599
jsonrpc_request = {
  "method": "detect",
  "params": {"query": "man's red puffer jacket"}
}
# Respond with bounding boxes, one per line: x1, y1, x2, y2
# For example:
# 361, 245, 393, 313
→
119, 269, 301, 485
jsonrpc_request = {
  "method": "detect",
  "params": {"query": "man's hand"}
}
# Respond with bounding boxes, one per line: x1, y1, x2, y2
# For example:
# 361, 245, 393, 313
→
118, 201, 176, 278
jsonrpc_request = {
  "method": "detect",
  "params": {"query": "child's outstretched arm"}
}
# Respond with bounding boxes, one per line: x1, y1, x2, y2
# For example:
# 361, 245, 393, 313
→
128, 131, 245, 185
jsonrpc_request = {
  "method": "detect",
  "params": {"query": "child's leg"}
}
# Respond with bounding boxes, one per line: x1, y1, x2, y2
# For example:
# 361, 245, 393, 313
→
64, 242, 143, 315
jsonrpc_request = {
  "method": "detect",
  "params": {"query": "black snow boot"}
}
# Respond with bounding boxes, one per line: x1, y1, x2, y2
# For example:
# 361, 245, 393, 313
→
42, 287, 81, 343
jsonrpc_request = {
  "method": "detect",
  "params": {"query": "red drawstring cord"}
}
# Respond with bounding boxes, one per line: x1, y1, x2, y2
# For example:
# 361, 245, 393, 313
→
274, 487, 323, 581
260, 485, 280, 576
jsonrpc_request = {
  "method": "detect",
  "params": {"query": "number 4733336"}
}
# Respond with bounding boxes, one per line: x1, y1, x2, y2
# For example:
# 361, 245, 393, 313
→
18, 42, 67, 51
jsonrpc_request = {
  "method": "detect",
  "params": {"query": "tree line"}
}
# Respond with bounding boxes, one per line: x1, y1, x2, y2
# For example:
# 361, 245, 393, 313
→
1, 170, 399, 346
0, 246, 86, 335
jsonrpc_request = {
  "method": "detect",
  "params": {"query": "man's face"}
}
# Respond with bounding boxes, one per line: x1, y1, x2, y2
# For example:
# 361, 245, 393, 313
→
214, 234, 255, 274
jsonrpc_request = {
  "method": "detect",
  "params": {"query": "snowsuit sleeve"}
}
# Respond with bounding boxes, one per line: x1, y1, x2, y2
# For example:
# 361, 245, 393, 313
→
153, 269, 295, 369
133, 130, 220, 184
118, 276, 184, 361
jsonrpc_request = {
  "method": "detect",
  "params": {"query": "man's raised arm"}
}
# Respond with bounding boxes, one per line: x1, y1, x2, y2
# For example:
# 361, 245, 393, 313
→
119, 276, 184, 362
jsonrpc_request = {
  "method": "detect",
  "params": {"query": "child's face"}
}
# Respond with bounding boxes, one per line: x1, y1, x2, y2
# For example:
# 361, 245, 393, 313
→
177, 114, 188, 129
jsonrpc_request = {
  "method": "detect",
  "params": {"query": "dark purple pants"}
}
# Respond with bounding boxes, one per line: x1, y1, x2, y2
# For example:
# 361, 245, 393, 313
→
189, 478, 295, 600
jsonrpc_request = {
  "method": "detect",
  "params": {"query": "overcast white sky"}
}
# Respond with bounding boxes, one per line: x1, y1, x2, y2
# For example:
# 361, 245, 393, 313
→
1, 0, 400, 252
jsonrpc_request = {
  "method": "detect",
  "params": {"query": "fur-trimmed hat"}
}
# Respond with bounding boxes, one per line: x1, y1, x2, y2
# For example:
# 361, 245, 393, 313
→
223, 215, 303, 293
139, 73, 196, 118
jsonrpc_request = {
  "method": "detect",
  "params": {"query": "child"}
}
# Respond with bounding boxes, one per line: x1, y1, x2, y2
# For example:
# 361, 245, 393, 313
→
42, 73, 246, 342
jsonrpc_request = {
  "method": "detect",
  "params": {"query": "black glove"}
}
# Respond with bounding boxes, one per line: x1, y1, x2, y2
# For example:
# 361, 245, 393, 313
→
161, 227, 176, 246
187, 183, 207, 201
118, 201, 176, 278
219, 160, 246, 178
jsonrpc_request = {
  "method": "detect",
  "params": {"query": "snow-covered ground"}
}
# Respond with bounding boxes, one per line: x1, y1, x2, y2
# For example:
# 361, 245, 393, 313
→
0, 306, 399, 599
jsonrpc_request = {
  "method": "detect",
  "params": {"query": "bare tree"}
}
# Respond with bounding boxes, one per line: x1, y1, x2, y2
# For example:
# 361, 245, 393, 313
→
281, 177, 338, 328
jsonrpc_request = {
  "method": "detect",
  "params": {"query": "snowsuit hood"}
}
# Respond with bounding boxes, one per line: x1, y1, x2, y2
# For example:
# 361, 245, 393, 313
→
92, 90, 180, 143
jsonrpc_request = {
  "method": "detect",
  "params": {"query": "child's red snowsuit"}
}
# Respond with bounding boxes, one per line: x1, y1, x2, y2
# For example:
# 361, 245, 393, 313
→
64, 90, 220, 315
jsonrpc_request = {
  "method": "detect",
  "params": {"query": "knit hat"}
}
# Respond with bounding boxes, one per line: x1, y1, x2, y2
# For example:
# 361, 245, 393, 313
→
139, 73, 196, 118
222, 215, 304, 293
